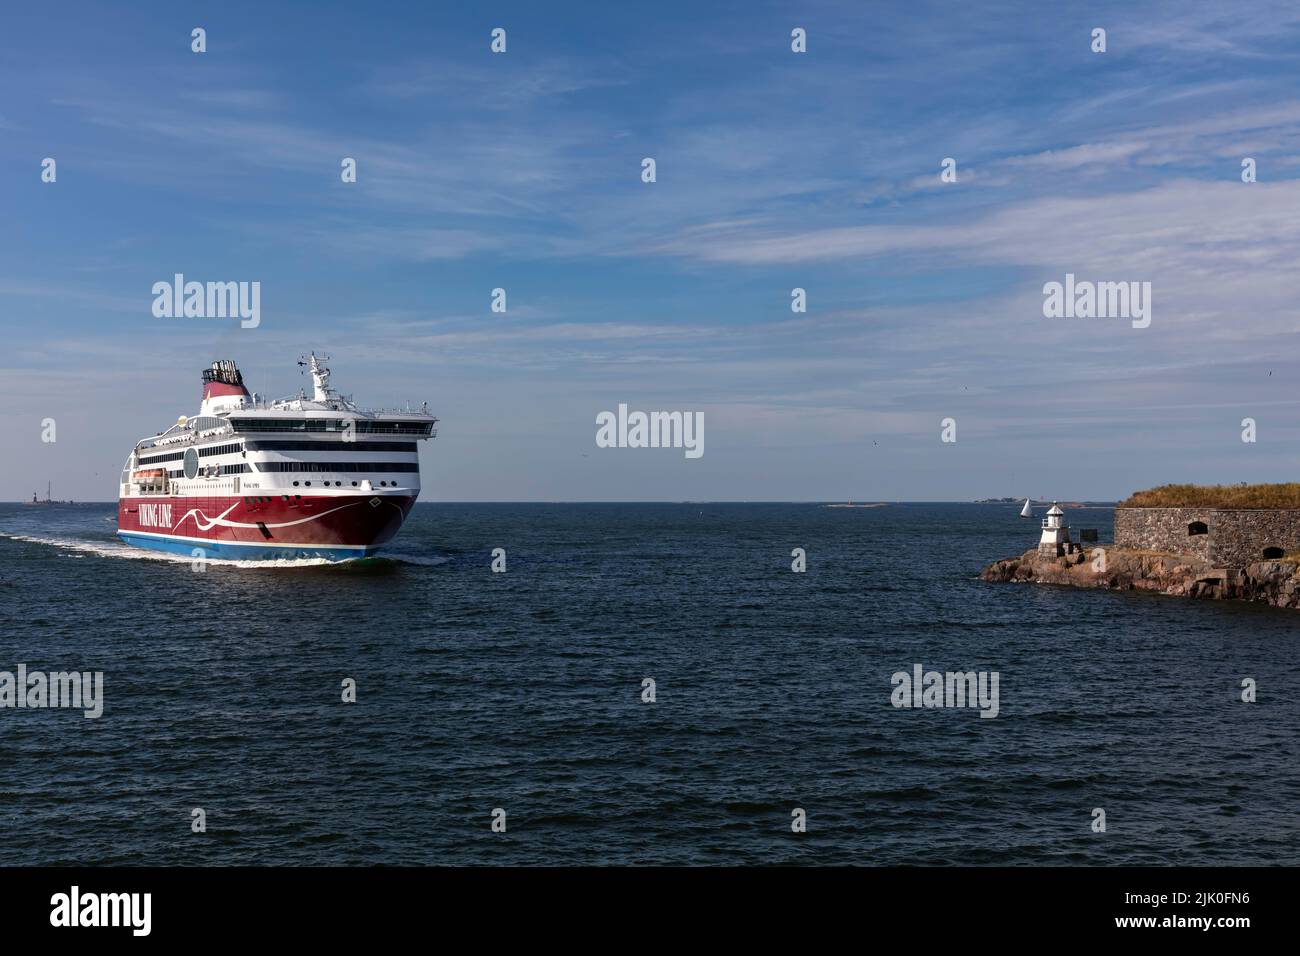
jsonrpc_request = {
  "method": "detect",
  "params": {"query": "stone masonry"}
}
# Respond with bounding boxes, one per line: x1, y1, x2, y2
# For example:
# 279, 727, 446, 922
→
1114, 507, 1300, 567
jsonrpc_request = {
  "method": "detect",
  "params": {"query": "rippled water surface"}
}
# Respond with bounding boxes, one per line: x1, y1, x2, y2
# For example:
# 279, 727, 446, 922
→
0, 502, 1296, 865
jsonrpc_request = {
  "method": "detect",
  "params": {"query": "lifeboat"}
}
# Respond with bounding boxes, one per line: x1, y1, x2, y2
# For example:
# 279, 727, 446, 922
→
132, 469, 165, 480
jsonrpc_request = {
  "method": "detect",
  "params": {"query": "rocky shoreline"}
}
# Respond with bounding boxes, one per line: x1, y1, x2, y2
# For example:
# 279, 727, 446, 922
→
980, 546, 1300, 610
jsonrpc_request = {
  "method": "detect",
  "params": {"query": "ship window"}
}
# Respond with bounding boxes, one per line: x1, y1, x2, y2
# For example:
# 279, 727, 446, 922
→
1187, 521, 1208, 536
1263, 547, 1285, 559
246, 440, 417, 453
293, 481, 299, 486
253, 462, 419, 473
229, 418, 431, 436
198, 442, 243, 458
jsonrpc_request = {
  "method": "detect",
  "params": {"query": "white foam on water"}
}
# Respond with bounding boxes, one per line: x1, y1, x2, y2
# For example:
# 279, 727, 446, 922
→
0, 531, 348, 568
1, 530, 450, 569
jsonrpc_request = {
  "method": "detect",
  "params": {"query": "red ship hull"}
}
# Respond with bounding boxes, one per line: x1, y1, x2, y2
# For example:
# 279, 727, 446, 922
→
116, 493, 417, 560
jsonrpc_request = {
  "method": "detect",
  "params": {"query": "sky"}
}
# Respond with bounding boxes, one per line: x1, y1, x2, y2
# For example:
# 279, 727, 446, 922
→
5, 0, 1300, 501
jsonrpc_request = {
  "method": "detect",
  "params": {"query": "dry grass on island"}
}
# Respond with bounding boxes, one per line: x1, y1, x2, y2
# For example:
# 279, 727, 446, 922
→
1119, 483, 1300, 509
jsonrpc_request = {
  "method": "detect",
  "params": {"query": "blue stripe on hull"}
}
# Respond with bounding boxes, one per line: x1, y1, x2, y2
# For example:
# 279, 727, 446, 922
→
117, 531, 376, 562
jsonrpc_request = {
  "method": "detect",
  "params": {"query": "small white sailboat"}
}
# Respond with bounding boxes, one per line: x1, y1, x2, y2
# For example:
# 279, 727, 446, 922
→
1019, 498, 1033, 518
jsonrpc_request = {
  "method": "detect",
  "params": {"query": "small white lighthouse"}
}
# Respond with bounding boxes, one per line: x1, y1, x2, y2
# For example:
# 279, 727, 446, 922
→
1038, 502, 1073, 556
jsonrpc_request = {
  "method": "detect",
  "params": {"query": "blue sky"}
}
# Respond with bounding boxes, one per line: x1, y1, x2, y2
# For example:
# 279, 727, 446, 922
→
5, 0, 1300, 500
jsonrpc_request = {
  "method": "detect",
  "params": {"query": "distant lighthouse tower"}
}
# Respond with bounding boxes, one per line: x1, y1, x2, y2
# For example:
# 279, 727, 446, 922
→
1038, 502, 1073, 556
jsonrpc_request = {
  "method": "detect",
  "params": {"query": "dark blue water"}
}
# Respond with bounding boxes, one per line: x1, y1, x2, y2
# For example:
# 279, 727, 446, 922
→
0, 502, 1296, 865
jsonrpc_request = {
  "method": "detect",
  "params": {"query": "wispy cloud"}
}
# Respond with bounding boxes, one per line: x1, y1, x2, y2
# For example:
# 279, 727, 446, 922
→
8, 0, 1300, 500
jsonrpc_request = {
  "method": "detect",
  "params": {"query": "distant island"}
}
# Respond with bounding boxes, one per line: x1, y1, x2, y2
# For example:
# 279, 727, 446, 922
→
974, 497, 1115, 507
824, 502, 889, 508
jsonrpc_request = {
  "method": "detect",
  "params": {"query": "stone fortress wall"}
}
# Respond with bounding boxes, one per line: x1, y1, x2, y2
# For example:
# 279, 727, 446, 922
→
1114, 507, 1300, 567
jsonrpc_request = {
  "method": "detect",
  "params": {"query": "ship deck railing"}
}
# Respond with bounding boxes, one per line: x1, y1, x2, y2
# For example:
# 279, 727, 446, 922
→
241, 398, 432, 416
136, 428, 233, 451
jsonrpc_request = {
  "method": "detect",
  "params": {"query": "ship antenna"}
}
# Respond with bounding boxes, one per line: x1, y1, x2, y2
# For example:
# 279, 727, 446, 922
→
297, 351, 334, 403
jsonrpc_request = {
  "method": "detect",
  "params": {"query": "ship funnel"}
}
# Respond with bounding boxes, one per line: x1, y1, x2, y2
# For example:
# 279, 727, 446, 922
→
200, 359, 250, 412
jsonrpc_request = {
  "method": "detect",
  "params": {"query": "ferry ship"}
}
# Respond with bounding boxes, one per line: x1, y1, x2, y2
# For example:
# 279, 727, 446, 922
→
116, 354, 437, 560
